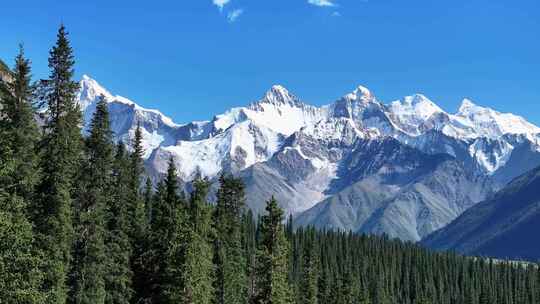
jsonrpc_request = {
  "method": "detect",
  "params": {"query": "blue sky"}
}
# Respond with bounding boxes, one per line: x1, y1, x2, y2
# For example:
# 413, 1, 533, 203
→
1, 0, 539, 124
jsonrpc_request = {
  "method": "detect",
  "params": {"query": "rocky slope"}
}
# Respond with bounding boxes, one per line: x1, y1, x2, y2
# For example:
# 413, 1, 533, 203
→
0, 59, 12, 83
422, 166, 540, 261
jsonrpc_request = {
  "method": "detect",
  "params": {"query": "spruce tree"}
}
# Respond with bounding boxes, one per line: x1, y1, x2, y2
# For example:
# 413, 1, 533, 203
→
213, 174, 248, 304
0, 55, 44, 301
298, 231, 318, 304
150, 157, 183, 303
143, 177, 153, 224
0, 192, 45, 303
128, 121, 146, 235
0, 45, 40, 200
178, 178, 215, 304
105, 143, 134, 304
128, 122, 150, 303
252, 197, 293, 304
69, 96, 112, 304
35, 25, 83, 304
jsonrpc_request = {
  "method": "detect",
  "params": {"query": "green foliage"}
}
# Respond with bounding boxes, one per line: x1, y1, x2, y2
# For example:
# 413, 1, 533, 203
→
0, 45, 45, 304
128, 122, 151, 303
0, 193, 45, 303
128, 122, 146, 235
213, 174, 248, 304
252, 197, 293, 304
297, 229, 318, 304
105, 143, 134, 304
177, 178, 215, 304
35, 24, 82, 304
69, 96, 113, 304
149, 158, 184, 303
0, 45, 40, 200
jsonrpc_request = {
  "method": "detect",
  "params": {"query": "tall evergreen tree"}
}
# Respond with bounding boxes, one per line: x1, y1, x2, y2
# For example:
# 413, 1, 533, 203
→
128, 122, 151, 303
143, 177, 153, 224
35, 24, 83, 304
252, 197, 293, 304
298, 230, 318, 304
128, 121, 146, 235
69, 96, 113, 304
0, 192, 45, 303
178, 178, 215, 304
105, 143, 134, 304
213, 174, 248, 304
150, 157, 183, 303
0, 45, 40, 200
0, 51, 44, 301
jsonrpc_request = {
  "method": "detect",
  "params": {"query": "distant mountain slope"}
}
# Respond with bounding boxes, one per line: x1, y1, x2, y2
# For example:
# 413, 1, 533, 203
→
295, 137, 493, 241
422, 166, 540, 261
0, 59, 12, 82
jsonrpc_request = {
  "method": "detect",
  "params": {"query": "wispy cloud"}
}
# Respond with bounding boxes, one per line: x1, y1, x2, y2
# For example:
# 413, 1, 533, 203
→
227, 9, 244, 23
213, 0, 231, 11
331, 11, 341, 17
308, 0, 336, 7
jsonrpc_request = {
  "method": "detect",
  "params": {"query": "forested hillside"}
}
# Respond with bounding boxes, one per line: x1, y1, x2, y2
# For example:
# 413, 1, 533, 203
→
1, 25, 539, 304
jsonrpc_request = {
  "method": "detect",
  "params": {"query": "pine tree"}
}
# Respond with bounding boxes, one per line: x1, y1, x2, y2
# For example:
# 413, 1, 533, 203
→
105, 143, 134, 304
0, 54, 44, 301
0, 192, 45, 303
177, 178, 215, 304
150, 157, 183, 303
128, 121, 146, 235
128, 122, 151, 303
298, 230, 318, 304
0, 45, 40, 200
213, 174, 248, 304
143, 177, 153, 224
69, 96, 113, 304
252, 197, 293, 304
35, 24, 83, 304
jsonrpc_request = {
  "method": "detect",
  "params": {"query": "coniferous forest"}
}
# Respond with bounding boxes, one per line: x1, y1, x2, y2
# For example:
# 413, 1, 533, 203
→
1, 25, 540, 304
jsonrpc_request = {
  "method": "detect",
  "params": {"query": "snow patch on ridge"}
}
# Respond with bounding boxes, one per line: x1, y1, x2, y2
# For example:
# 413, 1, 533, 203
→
152, 121, 282, 180
455, 98, 540, 139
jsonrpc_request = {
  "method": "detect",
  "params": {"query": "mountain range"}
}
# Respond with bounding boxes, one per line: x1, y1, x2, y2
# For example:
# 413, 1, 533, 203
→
78, 75, 540, 242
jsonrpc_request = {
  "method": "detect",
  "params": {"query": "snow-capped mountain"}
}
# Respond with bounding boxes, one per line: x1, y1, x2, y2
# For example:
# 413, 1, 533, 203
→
78, 75, 540, 241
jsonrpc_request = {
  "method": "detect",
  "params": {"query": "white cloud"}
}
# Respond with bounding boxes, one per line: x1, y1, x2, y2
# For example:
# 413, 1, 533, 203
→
331, 11, 341, 17
227, 9, 244, 23
213, 0, 231, 10
308, 0, 336, 7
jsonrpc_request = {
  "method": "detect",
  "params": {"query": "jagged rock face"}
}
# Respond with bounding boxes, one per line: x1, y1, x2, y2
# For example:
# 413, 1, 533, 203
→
76, 75, 540, 241
294, 138, 494, 241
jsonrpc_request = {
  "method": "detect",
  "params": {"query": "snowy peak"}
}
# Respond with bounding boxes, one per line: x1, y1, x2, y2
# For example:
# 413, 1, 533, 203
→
78, 75, 113, 109
386, 94, 446, 136
343, 85, 374, 102
458, 98, 478, 114
390, 94, 444, 121
259, 85, 302, 107
454, 98, 540, 138
79, 75, 178, 127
